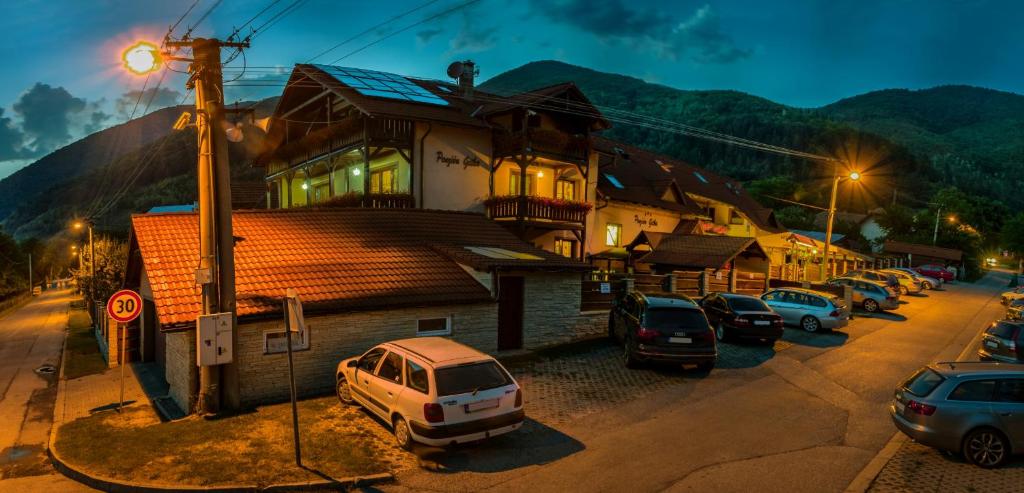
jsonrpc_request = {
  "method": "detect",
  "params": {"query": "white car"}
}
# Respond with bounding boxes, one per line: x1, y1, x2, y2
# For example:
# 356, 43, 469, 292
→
1002, 286, 1024, 305
889, 267, 942, 290
335, 337, 525, 449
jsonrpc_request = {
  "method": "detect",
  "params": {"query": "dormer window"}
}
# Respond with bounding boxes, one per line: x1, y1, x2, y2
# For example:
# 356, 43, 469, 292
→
604, 173, 625, 189
693, 171, 709, 184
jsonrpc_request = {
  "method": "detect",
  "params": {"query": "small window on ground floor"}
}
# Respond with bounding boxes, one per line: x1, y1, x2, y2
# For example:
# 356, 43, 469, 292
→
606, 223, 622, 247
417, 317, 451, 336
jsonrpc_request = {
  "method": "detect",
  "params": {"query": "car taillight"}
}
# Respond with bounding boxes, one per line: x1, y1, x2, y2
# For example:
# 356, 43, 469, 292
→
514, 389, 522, 408
1007, 326, 1020, 351
907, 400, 937, 416
423, 403, 445, 423
733, 316, 750, 327
636, 326, 660, 342
772, 317, 783, 327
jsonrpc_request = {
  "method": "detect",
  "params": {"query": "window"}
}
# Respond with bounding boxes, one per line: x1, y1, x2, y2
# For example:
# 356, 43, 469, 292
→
370, 167, 397, 193
948, 380, 996, 401
357, 347, 387, 372
644, 308, 710, 330
376, 351, 403, 384
508, 173, 534, 195
902, 368, 944, 397
417, 317, 451, 336
605, 223, 622, 246
313, 183, 330, 204
693, 171, 709, 184
555, 179, 576, 200
554, 238, 575, 259
730, 210, 744, 225
995, 379, 1024, 403
406, 360, 429, 394
703, 206, 717, 221
762, 291, 781, 302
434, 361, 512, 397
729, 297, 769, 312
603, 173, 625, 189
809, 296, 828, 308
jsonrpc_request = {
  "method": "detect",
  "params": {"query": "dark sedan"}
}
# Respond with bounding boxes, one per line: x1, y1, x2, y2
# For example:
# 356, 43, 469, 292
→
700, 292, 784, 343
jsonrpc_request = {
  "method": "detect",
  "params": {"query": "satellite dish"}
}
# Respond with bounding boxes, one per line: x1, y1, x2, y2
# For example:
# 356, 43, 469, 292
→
225, 122, 244, 143
446, 61, 465, 79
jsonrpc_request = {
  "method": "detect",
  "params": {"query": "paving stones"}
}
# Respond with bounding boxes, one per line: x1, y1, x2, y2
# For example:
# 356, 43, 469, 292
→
869, 439, 1024, 493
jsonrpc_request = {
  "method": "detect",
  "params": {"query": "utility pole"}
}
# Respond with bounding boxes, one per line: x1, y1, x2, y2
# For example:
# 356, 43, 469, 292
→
27, 253, 31, 294
821, 173, 841, 281
932, 205, 943, 245
165, 37, 247, 414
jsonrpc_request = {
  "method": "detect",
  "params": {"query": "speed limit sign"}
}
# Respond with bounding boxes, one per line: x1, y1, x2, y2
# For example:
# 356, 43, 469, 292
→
107, 289, 143, 323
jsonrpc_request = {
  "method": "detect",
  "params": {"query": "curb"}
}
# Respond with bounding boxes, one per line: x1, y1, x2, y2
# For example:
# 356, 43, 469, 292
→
47, 302, 394, 492
843, 432, 907, 493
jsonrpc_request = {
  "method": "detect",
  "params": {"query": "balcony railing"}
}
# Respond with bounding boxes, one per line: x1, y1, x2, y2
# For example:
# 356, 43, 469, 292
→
493, 129, 589, 162
485, 195, 591, 225
321, 192, 415, 209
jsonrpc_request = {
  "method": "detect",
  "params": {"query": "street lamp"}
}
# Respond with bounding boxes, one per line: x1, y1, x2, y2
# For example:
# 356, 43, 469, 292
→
821, 170, 861, 280
72, 220, 95, 301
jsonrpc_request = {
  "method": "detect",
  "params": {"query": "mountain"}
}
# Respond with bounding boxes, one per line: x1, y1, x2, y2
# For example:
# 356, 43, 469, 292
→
481, 61, 1024, 209
0, 99, 277, 239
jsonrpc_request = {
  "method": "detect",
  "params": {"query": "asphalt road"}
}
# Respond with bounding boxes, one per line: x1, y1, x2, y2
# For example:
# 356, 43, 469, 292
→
384, 271, 1011, 493
0, 289, 92, 492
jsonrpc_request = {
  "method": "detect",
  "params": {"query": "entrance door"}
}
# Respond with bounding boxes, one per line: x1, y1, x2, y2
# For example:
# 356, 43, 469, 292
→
498, 276, 525, 350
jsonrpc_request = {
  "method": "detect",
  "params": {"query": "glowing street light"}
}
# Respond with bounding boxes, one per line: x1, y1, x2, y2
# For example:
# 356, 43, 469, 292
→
948, 215, 958, 223
820, 169, 863, 280
122, 41, 162, 75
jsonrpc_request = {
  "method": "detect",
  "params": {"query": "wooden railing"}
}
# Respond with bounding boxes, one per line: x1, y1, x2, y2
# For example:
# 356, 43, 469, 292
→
493, 129, 589, 162
322, 193, 415, 209
486, 195, 589, 225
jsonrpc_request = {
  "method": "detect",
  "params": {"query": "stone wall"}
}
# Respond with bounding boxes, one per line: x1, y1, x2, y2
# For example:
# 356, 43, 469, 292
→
166, 330, 196, 413
518, 271, 605, 349
234, 303, 498, 406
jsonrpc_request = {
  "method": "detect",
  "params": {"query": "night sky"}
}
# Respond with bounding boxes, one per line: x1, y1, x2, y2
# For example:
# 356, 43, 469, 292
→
0, 0, 1020, 178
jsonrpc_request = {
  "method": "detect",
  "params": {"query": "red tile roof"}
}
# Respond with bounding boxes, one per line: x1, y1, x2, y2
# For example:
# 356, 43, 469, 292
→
883, 240, 963, 262
129, 209, 587, 328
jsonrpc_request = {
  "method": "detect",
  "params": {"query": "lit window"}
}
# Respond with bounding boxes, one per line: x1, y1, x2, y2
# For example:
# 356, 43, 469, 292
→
604, 173, 624, 189
555, 179, 576, 200
693, 171, 709, 184
606, 223, 622, 247
417, 317, 451, 336
554, 238, 575, 258
370, 167, 397, 193
509, 173, 534, 195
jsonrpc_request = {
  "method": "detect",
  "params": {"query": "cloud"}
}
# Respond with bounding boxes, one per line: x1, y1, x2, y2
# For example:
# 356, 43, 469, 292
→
530, 1, 750, 64
417, 28, 443, 44
447, 11, 499, 55
0, 108, 26, 161
12, 83, 87, 155
115, 87, 183, 119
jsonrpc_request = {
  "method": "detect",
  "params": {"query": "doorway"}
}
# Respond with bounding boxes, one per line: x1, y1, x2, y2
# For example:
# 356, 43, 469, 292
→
497, 276, 525, 350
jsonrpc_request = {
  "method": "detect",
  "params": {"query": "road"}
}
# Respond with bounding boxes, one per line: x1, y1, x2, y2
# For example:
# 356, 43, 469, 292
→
383, 271, 1011, 493
0, 289, 91, 492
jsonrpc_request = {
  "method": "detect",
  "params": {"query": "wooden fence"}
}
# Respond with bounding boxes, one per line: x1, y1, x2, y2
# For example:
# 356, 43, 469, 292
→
734, 270, 767, 296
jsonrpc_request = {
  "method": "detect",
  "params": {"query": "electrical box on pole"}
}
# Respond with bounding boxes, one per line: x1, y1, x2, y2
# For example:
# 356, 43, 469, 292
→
197, 312, 234, 366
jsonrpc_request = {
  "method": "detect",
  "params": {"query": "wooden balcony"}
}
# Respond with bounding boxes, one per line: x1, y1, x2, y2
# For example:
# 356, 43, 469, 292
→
493, 129, 589, 163
322, 192, 415, 209
485, 195, 590, 229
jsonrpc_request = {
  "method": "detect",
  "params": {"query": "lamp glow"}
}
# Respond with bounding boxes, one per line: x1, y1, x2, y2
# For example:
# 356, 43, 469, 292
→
122, 41, 162, 75
301, 183, 309, 190
352, 168, 361, 176
849, 171, 861, 181
537, 171, 544, 178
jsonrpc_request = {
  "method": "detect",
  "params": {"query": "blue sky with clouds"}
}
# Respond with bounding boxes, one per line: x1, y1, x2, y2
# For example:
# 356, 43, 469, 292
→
0, 0, 1020, 178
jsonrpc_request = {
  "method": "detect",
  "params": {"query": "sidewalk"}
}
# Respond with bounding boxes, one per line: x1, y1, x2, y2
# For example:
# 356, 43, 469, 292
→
55, 362, 184, 425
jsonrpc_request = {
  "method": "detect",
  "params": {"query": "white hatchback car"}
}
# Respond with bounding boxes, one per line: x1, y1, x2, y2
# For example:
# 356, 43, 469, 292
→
335, 337, 525, 449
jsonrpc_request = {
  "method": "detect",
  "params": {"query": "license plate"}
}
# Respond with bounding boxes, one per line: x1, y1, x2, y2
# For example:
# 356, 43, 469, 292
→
669, 337, 692, 344
895, 401, 905, 414
985, 340, 999, 349
754, 320, 770, 326
464, 399, 499, 413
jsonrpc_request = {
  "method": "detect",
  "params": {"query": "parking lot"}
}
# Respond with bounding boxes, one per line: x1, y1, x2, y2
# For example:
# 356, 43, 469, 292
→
377, 271, 1012, 493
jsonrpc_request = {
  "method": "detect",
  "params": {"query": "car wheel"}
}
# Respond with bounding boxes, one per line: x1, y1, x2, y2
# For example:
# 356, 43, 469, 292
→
393, 416, 413, 451
715, 323, 727, 342
336, 375, 355, 405
962, 428, 1009, 468
900, 286, 909, 296
863, 299, 879, 313
623, 338, 639, 369
800, 316, 821, 333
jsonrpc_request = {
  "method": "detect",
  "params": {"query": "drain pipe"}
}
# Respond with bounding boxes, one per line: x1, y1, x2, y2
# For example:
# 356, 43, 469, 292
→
418, 122, 433, 209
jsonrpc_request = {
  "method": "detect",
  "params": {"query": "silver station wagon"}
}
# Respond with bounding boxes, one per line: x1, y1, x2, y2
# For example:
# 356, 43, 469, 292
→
760, 288, 850, 333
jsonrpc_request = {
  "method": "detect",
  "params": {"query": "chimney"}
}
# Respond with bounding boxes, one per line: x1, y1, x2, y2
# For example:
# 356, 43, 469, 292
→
453, 60, 477, 100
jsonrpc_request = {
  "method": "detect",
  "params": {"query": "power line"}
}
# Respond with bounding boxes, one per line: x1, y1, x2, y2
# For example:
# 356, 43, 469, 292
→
166, 0, 202, 43
181, 0, 223, 40
305, 0, 442, 63
226, 0, 283, 42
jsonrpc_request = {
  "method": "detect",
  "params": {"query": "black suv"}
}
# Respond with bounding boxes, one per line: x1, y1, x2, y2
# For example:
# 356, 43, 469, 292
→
700, 292, 784, 343
609, 292, 717, 370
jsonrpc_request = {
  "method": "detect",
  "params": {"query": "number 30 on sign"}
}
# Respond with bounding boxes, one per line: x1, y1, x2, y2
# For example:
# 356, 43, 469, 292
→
107, 289, 143, 323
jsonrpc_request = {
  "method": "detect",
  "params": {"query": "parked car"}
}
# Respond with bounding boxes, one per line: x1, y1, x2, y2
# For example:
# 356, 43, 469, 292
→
760, 288, 851, 333
335, 337, 524, 449
916, 264, 955, 283
610, 292, 716, 370
1001, 286, 1024, 305
978, 320, 1023, 364
700, 292, 784, 342
881, 269, 925, 295
890, 267, 942, 290
841, 270, 901, 291
827, 277, 899, 312
1007, 300, 1024, 321
890, 362, 1024, 468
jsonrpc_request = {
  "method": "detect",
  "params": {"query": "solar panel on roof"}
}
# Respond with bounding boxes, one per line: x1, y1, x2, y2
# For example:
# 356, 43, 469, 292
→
693, 171, 709, 184
313, 64, 449, 106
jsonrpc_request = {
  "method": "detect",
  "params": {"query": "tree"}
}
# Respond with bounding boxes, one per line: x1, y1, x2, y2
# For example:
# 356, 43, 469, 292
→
74, 236, 128, 304
1002, 213, 1024, 273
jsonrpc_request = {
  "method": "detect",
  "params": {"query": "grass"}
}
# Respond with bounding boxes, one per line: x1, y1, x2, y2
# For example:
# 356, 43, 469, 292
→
62, 307, 108, 380
54, 396, 405, 487
0, 292, 31, 319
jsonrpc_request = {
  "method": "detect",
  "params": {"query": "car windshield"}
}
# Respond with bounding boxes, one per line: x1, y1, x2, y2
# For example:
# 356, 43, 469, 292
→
434, 361, 512, 397
829, 296, 845, 309
729, 297, 770, 312
644, 308, 709, 330
902, 368, 945, 397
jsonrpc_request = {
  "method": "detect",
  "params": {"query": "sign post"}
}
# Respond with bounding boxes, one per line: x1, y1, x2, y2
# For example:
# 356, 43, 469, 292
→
283, 289, 305, 467
107, 289, 143, 412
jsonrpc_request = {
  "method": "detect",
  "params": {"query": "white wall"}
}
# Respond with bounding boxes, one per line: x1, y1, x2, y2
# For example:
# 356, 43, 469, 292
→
417, 123, 492, 212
